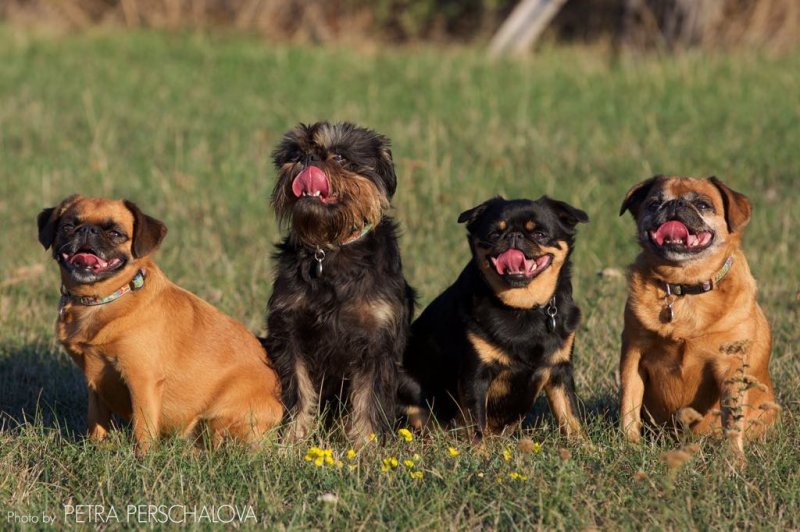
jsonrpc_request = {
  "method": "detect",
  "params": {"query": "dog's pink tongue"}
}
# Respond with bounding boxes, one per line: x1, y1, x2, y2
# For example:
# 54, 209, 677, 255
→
492, 249, 528, 275
652, 221, 689, 246
70, 253, 104, 269
291, 166, 330, 198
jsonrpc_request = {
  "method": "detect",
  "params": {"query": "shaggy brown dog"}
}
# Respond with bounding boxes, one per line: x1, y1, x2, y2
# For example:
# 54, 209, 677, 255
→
619, 176, 778, 457
266, 122, 415, 444
38, 195, 283, 454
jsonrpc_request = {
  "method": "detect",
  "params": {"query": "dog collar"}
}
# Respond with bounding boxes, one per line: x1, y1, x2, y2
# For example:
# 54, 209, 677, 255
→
59, 269, 146, 312
664, 256, 734, 296
338, 223, 374, 247
312, 223, 374, 277
660, 257, 733, 322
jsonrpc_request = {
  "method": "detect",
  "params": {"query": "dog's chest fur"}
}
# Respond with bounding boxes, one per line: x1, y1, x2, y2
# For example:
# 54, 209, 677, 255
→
461, 263, 579, 366
406, 262, 581, 426
58, 304, 122, 361
471, 298, 571, 367
625, 257, 771, 421
268, 220, 413, 390
57, 305, 133, 417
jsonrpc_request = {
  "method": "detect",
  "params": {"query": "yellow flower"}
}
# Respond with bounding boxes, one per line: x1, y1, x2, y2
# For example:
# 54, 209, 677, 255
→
477, 472, 484, 478
304, 446, 338, 468
381, 457, 399, 472
305, 446, 323, 462
502, 448, 512, 462
398, 428, 413, 442
346, 449, 357, 460
409, 470, 424, 480
368, 433, 377, 442
531, 442, 542, 454
403, 459, 415, 468
412, 453, 421, 461
509, 472, 528, 481
447, 447, 460, 457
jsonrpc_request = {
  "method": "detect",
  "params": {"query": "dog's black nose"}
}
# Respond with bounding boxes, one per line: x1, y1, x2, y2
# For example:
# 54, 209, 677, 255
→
77, 225, 99, 237
664, 198, 687, 217
507, 231, 524, 248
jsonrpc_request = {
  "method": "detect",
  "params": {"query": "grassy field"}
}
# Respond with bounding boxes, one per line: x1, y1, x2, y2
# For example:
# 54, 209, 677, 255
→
1, 27, 798, 529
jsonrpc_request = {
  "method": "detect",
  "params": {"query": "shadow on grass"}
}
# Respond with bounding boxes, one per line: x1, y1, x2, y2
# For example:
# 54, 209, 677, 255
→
524, 391, 619, 432
0, 339, 625, 444
0, 340, 87, 436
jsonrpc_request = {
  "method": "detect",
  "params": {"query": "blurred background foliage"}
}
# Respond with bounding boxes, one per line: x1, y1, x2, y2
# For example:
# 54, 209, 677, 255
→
2, 0, 798, 51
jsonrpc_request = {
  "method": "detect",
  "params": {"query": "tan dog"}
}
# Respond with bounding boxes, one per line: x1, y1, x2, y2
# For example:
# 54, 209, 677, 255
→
38, 195, 282, 454
618, 176, 778, 457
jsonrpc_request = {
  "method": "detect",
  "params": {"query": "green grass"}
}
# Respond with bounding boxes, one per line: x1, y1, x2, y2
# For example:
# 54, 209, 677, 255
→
1, 28, 799, 529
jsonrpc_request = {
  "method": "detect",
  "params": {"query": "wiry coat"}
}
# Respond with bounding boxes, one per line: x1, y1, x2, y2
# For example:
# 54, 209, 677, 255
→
265, 122, 415, 442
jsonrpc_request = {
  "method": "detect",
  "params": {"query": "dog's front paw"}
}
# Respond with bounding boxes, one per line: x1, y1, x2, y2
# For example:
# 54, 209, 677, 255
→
622, 424, 642, 444
284, 419, 312, 444
87, 425, 110, 442
134, 439, 154, 458
346, 419, 380, 450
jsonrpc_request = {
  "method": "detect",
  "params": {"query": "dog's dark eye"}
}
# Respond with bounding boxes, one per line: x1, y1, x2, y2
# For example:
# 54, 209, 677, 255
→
646, 200, 660, 212
107, 230, 124, 239
532, 231, 547, 242
332, 153, 346, 164
694, 200, 712, 211
61, 223, 74, 233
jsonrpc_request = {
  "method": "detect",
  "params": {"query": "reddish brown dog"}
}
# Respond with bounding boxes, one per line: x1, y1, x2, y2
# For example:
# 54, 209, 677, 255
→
618, 176, 778, 457
38, 195, 282, 454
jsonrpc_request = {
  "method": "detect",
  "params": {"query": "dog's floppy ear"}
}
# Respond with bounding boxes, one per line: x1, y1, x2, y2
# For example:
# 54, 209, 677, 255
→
124, 200, 167, 258
37, 208, 59, 250
37, 194, 80, 250
619, 175, 663, 218
458, 196, 504, 226
541, 196, 589, 228
708, 176, 751, 233
377, 146, 397, 199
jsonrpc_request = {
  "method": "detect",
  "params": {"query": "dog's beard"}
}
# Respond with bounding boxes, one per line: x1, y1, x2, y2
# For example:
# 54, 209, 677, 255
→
275, 171, 388, 247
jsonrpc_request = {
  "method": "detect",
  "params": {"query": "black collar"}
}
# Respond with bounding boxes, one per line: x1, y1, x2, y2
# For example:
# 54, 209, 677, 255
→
664, 256, 734, 297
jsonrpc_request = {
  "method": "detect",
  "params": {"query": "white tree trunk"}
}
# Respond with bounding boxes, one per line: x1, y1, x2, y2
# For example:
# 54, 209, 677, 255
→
488, 0, 570, 58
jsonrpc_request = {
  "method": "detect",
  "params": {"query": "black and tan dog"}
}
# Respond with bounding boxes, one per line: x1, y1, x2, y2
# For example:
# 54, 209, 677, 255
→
403, 196, 589, 440
38, 195, 283, 454
619, 176, 778, 456
266, 122, 415, 444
